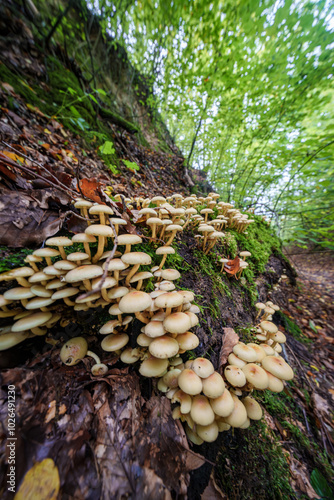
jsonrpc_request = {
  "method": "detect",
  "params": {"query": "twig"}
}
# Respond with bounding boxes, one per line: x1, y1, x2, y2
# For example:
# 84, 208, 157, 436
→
1, 141, 80, 198
76, 221, 118, 302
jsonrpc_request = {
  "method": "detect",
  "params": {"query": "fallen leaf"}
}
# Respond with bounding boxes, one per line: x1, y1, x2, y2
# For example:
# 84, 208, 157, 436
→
218, 327, 239, 373
14, 458, 60, 500
223, 256, 241, 276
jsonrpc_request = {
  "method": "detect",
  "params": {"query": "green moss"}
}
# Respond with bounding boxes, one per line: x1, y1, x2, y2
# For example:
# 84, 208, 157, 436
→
0, 247, 34, 273
276, 311, 312, 345
215, 420, 294, 499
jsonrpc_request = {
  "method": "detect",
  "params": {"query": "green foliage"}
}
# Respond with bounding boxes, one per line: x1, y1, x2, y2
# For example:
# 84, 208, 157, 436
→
311, 469, 334, 500
122, 160, 140, 172
99, 141, 116, 156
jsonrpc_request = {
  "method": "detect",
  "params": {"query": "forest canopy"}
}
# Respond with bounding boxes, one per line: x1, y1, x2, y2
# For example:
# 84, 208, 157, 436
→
89, 0, 334, 250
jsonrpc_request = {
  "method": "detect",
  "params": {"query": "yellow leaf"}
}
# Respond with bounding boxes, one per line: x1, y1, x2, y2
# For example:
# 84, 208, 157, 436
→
310, 365, 319, 372
44, 128, 51, 135
14, 458, 60, 500
2, 151, 24, 163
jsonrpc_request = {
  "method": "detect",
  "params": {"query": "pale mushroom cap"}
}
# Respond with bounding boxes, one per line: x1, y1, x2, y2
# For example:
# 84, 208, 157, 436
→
224, 365, 247, 387
92, 276, 117, 290
242, 396, 263, 420
202, 372, 225, 399
210, 388, 234, 417
156, 246, 175, 255
119, 291, 152, 313
129, 271, 153, 283
184, 311, 199, 328
121, 252, 152, 265
25, 297, 54, 309
163, 312, 191, 334
154, 292, 183, 310
137, 333, 153, 347
30, 285, 53, 298
12, 311, 52, 332
265, 371, 285, 392
4, 287, 35, 300
45, 279, 66, 290
160, 269, 181, 281
196, 421, 219, 443
242, 363, 269, 389
45, 236, 73, 247
101, 333, 129, 351
85, 224, 113, 237
261, 344, 275, 356
117, 234, 142, 245
165, 224, 183, 233
89, 204, 113, 215
185, 425, 204, 446
65, 265, 104, 283
260, 321, 278, 334
60, 336, 88, 365
67, 252, 89, 262
247, 343, 267, 362
146, 216, 163, 226
223, 395, 248, 428
163, 369, 182, 388
144, 321, 166, 338
239, 251, 251, 257
120, 347, 141, 364
149, 336, 179, 359
272, 331, 286, 343
233, 343, 257, 362
103, 259, 128, 272
8, 267, 34, 278
99, 319, 121, 334
52, 287, 79, 300
33, 248, 60, 258
108, 286, 129, 299
192, 357, 215, 379
54, 260, 77, 271
227, 353, 247, 368
177, 331, 199, 350
178, 369, 203, 395
190, 395, 215, 426
43, 265, 63, 276
261, 356, 294, 381
159, 281, 176, 291
139, 357, 169, 377
72, 233, 96, 243
255, 302, 266, 310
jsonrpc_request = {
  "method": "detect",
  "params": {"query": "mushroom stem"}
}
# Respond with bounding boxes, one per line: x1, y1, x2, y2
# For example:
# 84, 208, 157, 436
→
31, 327, 47, 336
124, 244, 133, 254
45, 257, 53, 266
101, 289, 111, 302
87, 350, 101, 365
135, 311, 150, 324
64, 297, 76, 307
83, 242, 91, 259
165, 231, 177, 246
136, 280, 143, 291
158, 254, 168, 270
16, 278, 31, 287
0, 332, 32, 351
125, 264, 140, 286
92, 236, 105, 264
58, 248, 67, 260
83, 279, 92, 291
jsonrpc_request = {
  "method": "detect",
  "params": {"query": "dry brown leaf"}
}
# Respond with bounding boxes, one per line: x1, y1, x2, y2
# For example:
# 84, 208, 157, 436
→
201, 469, 228, 499
218, 327, 239, 374
288, 454, 321, 499
0, 186, 71, 246
223, 256, 241, 276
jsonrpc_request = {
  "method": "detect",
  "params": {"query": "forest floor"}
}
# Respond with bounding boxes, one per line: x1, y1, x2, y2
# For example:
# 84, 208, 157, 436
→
0, 10, 334, 498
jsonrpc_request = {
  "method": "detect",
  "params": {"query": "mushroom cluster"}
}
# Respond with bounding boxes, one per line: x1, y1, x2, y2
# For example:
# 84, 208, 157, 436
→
168, 336, 293, 444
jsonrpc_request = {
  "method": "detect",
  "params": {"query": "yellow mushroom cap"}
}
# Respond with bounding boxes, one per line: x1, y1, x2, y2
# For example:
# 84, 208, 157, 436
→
202, 372, 225, 399
178, 369, 203, 395
233, 343, 257, 362
139, 357, 169, 377
210, 388, 234, 417
148, 336, 179, 359
190, 395, 215, 426
242, 363, 269, 389
163, 312, 191, 334
261, 356, 294, 381
242, 396, 263, 420
223, 394, 248, 428
101, 333, 129, 351
224, 365, 247, 387
192, 357, 214, 379
119, 291, 152, 313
